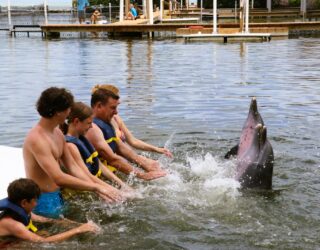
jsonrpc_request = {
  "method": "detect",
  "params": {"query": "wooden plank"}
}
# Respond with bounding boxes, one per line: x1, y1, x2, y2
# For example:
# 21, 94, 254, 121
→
40, 21, 320, 33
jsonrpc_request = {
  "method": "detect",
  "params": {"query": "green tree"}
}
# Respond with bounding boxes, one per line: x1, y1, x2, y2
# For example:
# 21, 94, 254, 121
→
89, 0, 120, 6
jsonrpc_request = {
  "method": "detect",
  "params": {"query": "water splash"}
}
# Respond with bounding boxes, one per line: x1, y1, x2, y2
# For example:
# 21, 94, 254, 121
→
138, 151, 241, 210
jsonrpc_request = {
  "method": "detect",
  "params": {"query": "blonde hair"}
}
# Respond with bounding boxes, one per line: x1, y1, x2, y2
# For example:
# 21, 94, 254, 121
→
91, 84, 119, 96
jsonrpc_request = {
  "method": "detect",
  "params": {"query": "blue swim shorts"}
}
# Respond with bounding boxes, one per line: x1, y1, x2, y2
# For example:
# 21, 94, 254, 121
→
33, 189, 65, 219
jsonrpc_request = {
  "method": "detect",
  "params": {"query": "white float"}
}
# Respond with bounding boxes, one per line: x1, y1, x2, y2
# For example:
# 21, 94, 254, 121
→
0, 145, 25, 199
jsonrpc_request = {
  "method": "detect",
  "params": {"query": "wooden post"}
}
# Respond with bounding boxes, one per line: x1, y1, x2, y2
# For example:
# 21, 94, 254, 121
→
235, 0, 237, 23
143, 0, 147, 17
125, 0, 130, 19
300, 0, 306, 18
200, 0, 203, 23
160, 0, 163, 21
239, 0, 244, 32
149, 0, 154, 24
245, 0, 249, 33
267, 0, 271, 13
109, 3, 112, 23
213, 0, 217, 33
44, 0, 48, 25
120, 0, 124, 21
7, 0, 12, 29
148, 0, 153, 37
146, 0, 150, 19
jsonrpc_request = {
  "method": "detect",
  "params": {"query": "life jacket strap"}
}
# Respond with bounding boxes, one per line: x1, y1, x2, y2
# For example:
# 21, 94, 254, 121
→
107, 165, 117, 173
26, 219, 38, 233
105, 137, 119, 144
95, 168, 102, 177
86, 151, 99, 164
100, 159, 117, 173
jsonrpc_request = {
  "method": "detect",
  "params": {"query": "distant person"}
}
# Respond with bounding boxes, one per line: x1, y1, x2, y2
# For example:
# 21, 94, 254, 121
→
134, 3, 142, 16
92, 84, 173, 158
126, 4, 138, 20
23, 87, 121, 219
72, 0, 77, 10
91, 9, 101, 24
61, 101, 131, 192
86, 87, 166, 180
0, 178, 99, 242
77, 0, 89, 24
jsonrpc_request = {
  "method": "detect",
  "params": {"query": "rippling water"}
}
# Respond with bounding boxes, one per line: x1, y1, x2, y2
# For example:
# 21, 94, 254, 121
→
1, 34, 320, 249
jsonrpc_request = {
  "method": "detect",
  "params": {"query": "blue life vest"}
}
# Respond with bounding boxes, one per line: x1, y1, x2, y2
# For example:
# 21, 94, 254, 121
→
65, 135, 100, 176
0, 198, 37, 232
93, 117, 119, 153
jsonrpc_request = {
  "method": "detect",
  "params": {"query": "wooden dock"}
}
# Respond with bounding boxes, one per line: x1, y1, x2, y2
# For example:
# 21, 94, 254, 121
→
40, 21, 320, 35
182, 32, 271, 42
10, 25, 44, 37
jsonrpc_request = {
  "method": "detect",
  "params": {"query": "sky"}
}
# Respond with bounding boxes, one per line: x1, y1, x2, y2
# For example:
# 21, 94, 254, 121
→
0, 0, 72, 7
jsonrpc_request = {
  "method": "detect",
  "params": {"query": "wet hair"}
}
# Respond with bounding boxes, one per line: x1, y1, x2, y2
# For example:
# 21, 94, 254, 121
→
91, 87, 119, 108
36, 87, 74, 118
7, 178, 41, 205
60, 102, 93, 134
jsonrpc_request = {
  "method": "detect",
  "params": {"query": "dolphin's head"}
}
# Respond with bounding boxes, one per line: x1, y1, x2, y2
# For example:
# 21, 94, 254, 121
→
247, 97, 264, 127
238, 98, 263, 157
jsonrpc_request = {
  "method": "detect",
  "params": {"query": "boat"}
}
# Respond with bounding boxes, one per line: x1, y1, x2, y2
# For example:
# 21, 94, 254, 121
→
0, 145, 25, 198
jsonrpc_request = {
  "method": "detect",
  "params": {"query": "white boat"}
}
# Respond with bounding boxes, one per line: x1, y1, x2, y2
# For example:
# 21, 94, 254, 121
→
0, 145, 25, 199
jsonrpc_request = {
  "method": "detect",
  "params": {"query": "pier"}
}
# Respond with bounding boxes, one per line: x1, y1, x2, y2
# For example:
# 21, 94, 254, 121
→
2, 1, 320, 40
40, 21, 320, 39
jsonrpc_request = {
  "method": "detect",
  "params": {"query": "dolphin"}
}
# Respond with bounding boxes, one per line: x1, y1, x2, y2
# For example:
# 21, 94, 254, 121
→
225, 97, 274, 189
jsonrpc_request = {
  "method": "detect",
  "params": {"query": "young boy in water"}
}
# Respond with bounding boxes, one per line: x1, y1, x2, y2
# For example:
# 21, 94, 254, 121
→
0, 178, 99, 243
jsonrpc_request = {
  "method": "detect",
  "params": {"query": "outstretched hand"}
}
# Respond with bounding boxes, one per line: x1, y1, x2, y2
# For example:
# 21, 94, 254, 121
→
159, 148, 173, 158
97, 186, 124, 203
139, 170, 167, 180
78, 221, 101, 233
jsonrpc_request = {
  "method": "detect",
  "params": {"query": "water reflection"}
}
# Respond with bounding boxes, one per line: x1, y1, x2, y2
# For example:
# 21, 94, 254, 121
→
125, 39, 155, 120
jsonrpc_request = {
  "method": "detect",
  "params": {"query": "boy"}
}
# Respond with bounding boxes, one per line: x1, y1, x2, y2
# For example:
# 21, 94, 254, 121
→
0, 178, 99, 242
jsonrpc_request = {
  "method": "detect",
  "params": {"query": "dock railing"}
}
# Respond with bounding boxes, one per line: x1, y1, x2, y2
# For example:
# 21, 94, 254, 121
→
0, 3, 127, 31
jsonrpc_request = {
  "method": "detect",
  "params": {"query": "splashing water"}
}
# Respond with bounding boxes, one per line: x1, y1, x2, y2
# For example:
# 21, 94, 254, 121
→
136, 150, 241, 211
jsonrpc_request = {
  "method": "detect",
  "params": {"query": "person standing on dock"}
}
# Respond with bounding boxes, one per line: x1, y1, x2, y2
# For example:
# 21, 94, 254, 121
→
77, 0, 89, 24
